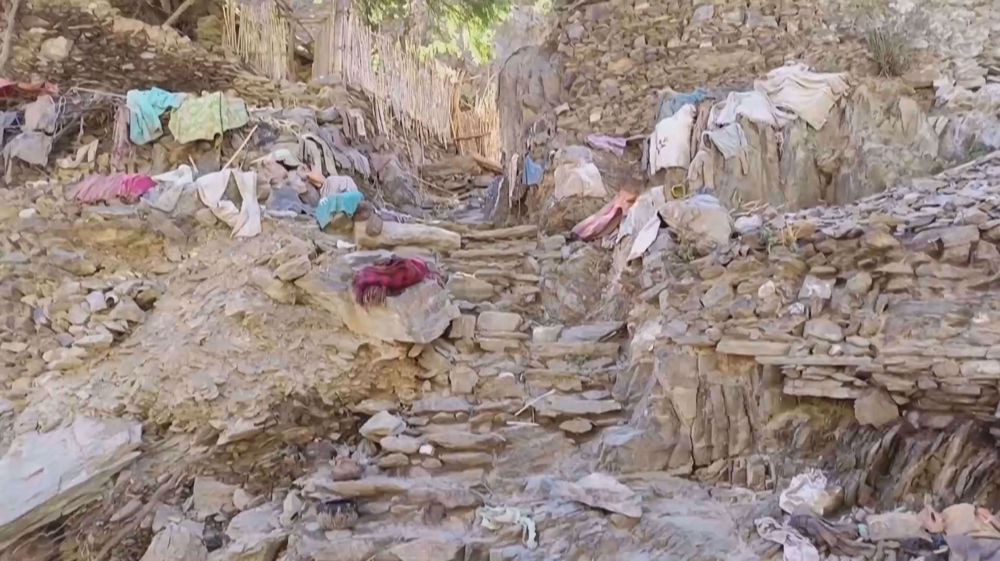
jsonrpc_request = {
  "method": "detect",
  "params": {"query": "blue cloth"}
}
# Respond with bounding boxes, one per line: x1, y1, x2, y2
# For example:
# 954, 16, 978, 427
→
523, 156, 543, 186
657, 89, 709, 121
315, 191, 364, 229
126, 87, 183, 145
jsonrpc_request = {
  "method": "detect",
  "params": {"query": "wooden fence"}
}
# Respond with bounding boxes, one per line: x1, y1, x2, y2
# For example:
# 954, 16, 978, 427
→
223, 0, 292, 82
313, 6, 501, 161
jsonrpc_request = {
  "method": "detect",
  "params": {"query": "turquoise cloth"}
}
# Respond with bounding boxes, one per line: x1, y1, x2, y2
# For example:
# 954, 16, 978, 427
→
315, 191, 364, 228
126, 87, 182, 145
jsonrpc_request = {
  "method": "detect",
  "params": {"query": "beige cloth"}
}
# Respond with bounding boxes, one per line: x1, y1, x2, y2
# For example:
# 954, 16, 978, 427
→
714, 90, 789, 128
754, 63, 850, 130
196, 169, 261, 238
649, 103, 696, 173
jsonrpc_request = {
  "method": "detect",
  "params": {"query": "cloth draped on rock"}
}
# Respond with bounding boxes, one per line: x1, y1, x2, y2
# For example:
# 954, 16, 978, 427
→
315, 191, 364, 229
126, 87, 183, 145
352, 257, 433, 307
570, 190, 637, 242
168, 92, 249, 144
72, 174, 156, 204
753, 63, 849, 130
648, 103, 696, 173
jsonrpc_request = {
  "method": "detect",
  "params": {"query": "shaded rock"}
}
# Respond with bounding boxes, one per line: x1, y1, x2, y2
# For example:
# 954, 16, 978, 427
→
854, 389, 899, 428
553, 473, 642, 518
360, 411, 406, 441
803, 318, 843, 342
0, 417, 142, 549
388, 538, 462, 561
141, 524, 207, 561
477, 311, 523, 333
274, 255, 311, 282
559, 418, 594, 434
425, 431, 505, 451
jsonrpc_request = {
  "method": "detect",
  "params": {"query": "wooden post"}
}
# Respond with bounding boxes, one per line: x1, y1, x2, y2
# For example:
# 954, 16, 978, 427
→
332, 0, 350, 81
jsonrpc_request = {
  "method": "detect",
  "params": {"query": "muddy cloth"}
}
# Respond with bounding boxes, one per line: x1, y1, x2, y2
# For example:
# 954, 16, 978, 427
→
352, 257, 433, 307
570, 190, 637, 242
947, 535, 1000, 561
586, 134, 627, 157
168, 92, 249, 144
754, 63, 850, 130
649, 104, 696, 173
315, 191, 364, 229
72, 174, 157, 204
788, 515, 873, 557
267, 187, 314, 216
126, 87, 183, 145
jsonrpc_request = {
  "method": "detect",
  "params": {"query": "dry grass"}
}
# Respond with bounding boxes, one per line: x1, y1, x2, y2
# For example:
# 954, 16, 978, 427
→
866, 25, 912, 77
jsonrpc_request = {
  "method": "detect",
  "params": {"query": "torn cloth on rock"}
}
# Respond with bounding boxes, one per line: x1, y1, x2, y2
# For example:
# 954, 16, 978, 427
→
352, 257, 434, 307
649, 104, 696, 173
126, 87, 183, 145
756, 517, 819, 561
713, 90, 789, 128
657, 89, 709, 121
586, 134, 627, 157
315, 191, 364, 229
168, 92, 249, 144
754, 63, 850, 130
196, 169, 261, 238
570, 190, 637, 242
523, 156, 543, 186
72, 174, 157, 204
477, 506, 538, 550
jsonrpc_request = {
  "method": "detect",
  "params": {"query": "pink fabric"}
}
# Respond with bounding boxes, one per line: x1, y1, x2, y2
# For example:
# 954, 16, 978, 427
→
570, 190, 637, 241
73, 174, 156, 204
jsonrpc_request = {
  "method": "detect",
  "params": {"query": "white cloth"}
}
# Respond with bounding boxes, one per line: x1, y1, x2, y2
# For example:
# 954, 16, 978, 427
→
196, 169, 262, 238
617, 186, 668, 261
714, 90, 789, 128
705, 122, 749, 160
649, 103, 696, 173
779, 469, 830, 515
477, 506, 538, 549
320, 175, 360, 198
754, 63, 850, 130
145, 165, 196, 213
756, 517, 820, 561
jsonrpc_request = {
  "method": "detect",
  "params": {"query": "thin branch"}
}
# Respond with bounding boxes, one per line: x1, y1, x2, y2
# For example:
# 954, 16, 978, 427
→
162, 0, 197, 28
0, 0, 23, 73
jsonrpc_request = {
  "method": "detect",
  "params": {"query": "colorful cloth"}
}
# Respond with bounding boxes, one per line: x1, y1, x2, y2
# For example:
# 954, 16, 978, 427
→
352, 257, 433, 307
167, 92, 249, 144
523, 156, 543, 186
72, 174, 157, 204
126, 87, 182, 145
570, 190, 637, 242
315, 191, 363, 229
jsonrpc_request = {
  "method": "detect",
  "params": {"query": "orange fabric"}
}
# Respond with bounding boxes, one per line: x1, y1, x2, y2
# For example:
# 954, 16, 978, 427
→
570, 190, 638, 241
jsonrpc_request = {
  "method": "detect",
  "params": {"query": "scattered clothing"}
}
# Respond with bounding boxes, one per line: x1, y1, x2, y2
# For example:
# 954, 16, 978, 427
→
779, 469, 830, 516
713, 90, 789, 128
145, 165, 197, 213
754, 63, 850, 130
320, 175, 360, 198
56, 139, 98, 169
523, 156, 543, 186
0, 79, 58, 100
195, 169, 261, 238
570, 190, 637, 242
705, 122, 750, 161
23, 96, 58, 134
0, 111, 17, 148
477, 506, 538, 550
3, 95, 59, 178
756, 517, 820, 561
126, 87, 183, 145
267, 187, 314, 217
72, 174, 157, 204
649, 104, 696, 173
617, 186, 668, 261
168, 92, 249, 144
788, 515, 873, 558
586, 134, 627, 156
657, 89, 710, 121
352, 257, 434, 307
299, 132, 339, 177
315, 191, 364, 229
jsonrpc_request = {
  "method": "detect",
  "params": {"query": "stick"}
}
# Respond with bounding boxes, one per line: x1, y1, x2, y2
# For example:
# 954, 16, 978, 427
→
163, 0, 197, 28
514, 389, 555, 417
222, 124, 259, 170
0, 0, 22, 72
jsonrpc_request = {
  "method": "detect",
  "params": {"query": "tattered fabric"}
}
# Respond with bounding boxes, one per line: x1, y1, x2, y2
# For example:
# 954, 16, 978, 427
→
72, 174, 157, 204
352, 257, 433, 307
570, 190, 637, 242
168, 92, 249, 144
126, 87, 182, 145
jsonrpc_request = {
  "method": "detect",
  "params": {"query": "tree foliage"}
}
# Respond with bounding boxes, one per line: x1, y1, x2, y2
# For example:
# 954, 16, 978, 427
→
355, 0, 510, 64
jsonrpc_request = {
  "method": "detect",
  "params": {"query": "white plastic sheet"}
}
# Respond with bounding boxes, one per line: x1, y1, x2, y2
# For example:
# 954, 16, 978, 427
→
196, 169, 262, 238
779, 469, 830, 515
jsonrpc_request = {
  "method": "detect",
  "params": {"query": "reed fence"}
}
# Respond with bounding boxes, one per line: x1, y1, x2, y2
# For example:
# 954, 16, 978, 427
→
223, 0, 292, 82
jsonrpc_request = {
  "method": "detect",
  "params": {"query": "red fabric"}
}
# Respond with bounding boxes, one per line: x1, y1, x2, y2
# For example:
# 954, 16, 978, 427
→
352, 257, 433, 306
0, 79, 59, 100
571, 190, 637, 241
73, 174, 156, 204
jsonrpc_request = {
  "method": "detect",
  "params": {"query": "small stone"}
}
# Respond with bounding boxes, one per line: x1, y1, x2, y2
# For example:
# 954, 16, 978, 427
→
532, 325, 563, 342
359, 411, 406, 441
378, 453, 410, 468
477, 311, 523, 333
846, 272, 873, 296
559, 418, 594, 434
449, 367, 479, 395
274, 255, 311, 281
380, 434, 422, 454
40, 36, 72, 61
803, 318, 843, 342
